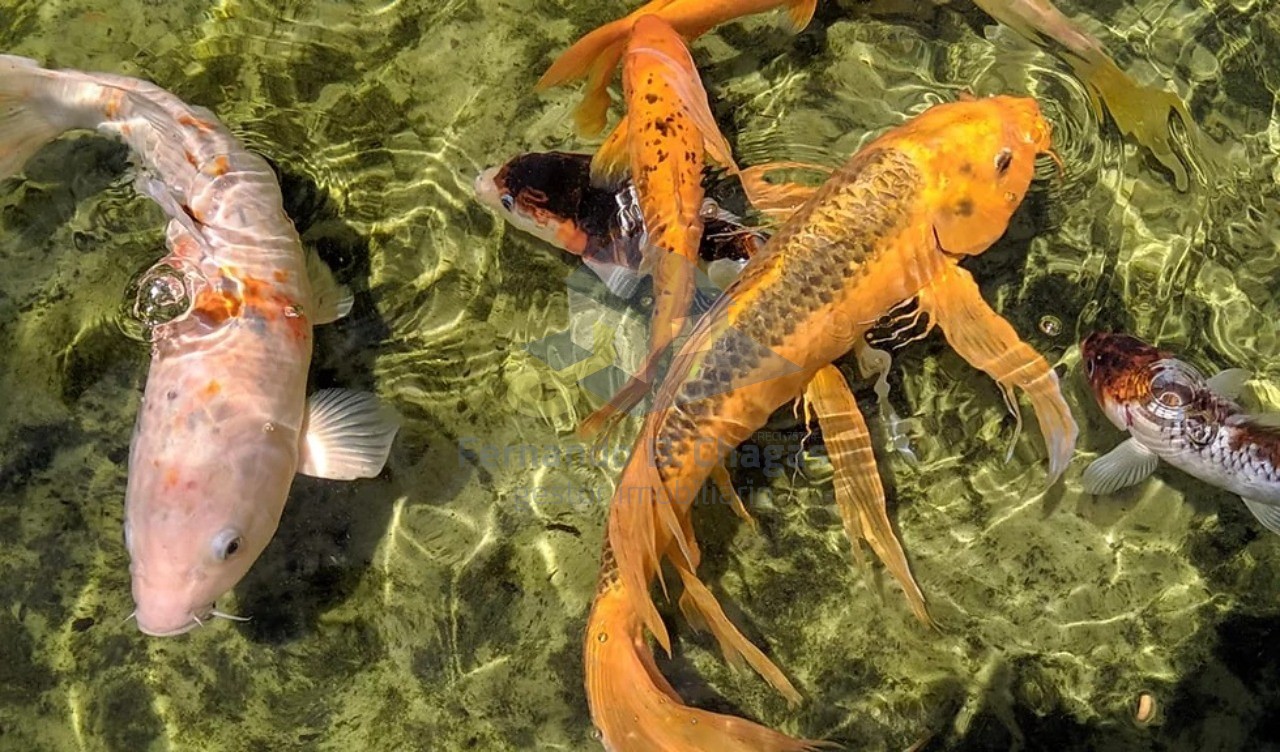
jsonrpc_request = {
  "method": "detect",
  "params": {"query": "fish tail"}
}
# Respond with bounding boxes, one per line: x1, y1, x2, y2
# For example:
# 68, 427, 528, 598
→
0, 55, 92, 180
783, 0, 819, 33
586, 571, 827, 752
674, 559, 803, 703
572, 45, 625, 137
536, 15, 629, 91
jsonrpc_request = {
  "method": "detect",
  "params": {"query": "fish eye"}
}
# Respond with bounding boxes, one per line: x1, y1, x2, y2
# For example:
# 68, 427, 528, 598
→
212, 529, 244, 561
500, 193, 515, 211
995, 148, 1013, 175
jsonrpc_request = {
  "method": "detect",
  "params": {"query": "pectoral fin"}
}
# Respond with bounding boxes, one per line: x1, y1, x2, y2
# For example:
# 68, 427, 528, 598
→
307, 252, 354, 325
589, 114, 631, 188
1241, 498, 1280, 535
805, 364, 931, 626
784, 0, 818, 32
1206, 368, 1252, 399
735, 161, 829, 223
298, 389, 400, 480
916, 265, 1078, 484
1080, 438, 1159, 495
1246, 413, 1280, 429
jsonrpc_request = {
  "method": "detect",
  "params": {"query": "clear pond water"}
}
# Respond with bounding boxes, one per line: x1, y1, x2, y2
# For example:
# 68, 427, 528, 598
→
1, 0, 1278, 750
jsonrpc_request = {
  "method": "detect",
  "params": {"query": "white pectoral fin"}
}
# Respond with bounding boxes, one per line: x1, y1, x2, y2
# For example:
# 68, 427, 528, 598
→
1081, 438, 1159, 495
1206, 368, 1252, 399
1241, 498, 1280, 535
307, 252, 354, 325
298, 389, 400, 480
1246, 413, 1280, 429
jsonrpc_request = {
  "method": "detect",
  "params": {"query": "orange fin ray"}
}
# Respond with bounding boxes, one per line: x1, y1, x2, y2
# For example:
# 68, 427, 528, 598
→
783, 0, 819, 33
578, 244, 696, 437
915, 265, 1078, 484
607, 421, 672, 652
804, 364, 932, 627
572, 45, 626, 137
586, 582, 831, 752
589, 113, 631, 188
674, 558, 803, 704
736, 160, 832, 222
711, 461, 756, 530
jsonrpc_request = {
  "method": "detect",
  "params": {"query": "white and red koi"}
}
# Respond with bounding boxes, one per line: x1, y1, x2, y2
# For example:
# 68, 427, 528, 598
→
0, 55, 399, 636
1081, 332, 1280, 533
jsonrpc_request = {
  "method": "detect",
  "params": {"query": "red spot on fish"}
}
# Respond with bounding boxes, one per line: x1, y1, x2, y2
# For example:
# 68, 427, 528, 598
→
192, 288, 242, 327
103, 90, 124, 119
206, 155, 230, 177
163, 467, 180, 490
178, 114, 215, 133
201, 380, 221, 399
184, 150, 198, 167
273, 270, 289, 283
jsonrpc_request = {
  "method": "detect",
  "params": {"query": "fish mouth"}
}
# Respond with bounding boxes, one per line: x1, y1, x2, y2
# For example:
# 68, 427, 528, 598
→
473, 167, 501, 207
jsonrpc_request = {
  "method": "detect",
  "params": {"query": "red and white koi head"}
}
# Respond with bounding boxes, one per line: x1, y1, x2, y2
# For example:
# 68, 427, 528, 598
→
1079, 331, 1199, 433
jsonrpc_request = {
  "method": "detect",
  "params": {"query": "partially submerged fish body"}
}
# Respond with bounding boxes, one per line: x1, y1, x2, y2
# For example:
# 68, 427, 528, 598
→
537, 0, 818, 134
1080, 332, 1280, 533
473, 150, 757, 299
971, 0, 1197, 188
559, 14, 756, 437
585, 95, 1077, 751
0, 55, 399, 636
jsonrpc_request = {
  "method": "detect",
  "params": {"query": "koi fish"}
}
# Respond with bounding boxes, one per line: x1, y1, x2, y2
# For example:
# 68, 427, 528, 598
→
537, 0, 818, 135
584, 94, 1076, 750
1080, 332, 1280, 533
556, 14, 764, 438
0, 55, 399, 636
476, 150, 924, 464
473, 150, 758, 298
971, 0, 1198, 188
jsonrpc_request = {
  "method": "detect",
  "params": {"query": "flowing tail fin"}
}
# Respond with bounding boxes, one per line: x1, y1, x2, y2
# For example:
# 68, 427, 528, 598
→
0, 55, 88, 180
585, 571, 830, 752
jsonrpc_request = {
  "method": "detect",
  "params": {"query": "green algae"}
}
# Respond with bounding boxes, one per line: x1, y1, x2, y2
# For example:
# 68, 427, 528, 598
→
1, 0, 1279, 750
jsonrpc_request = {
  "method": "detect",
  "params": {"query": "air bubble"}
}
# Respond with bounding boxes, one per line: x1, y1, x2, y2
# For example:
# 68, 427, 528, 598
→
123, 262, 193, 341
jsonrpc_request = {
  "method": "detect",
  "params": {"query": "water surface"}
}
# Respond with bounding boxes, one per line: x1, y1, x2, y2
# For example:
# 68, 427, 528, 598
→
1, 0, 1278, 749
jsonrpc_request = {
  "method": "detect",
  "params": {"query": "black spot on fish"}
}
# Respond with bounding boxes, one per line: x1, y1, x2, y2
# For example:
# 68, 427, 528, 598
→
956, 198, 974, 217
644, 93, 659, 104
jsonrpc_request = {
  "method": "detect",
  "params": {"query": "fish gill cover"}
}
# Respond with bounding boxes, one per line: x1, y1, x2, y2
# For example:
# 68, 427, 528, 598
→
0, 0, 1278, 750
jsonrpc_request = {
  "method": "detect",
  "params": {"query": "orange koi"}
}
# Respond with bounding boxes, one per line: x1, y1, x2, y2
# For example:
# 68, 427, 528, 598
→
583, 95, 1077, 750
575, 14, 747, 438
537, 0, 818, 135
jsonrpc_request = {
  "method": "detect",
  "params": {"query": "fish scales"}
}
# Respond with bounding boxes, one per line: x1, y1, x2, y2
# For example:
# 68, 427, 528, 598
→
652, 148, 930, 475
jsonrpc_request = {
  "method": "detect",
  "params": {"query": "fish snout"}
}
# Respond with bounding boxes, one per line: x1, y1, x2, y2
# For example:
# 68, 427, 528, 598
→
473, 167, 501, 208
134, 603, 214, 637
